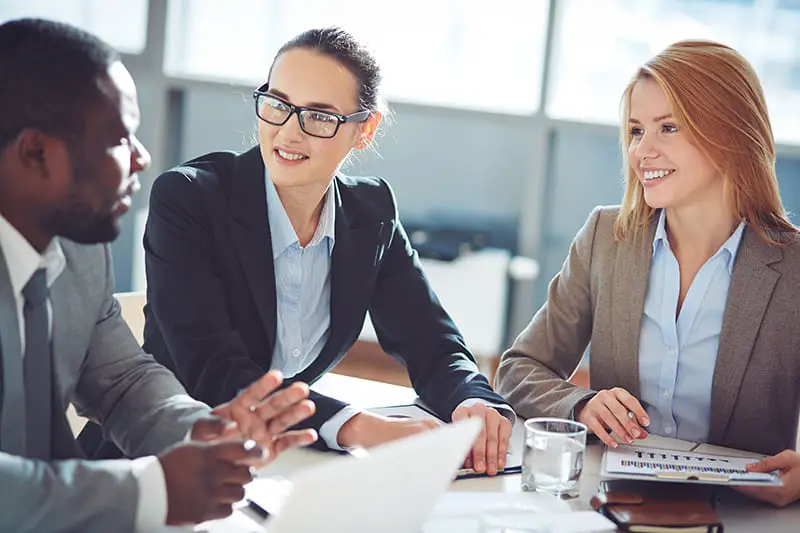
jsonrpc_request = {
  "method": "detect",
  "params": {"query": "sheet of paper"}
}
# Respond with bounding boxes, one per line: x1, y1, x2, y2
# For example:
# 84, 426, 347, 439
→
150, 509, 263, 533
614, 433, 698, 452
693, 443, 766, 460
612, 433, 768, 460
424, 513, 616, 533
426, 493, 614, 533
429, 492, 570, 518
603, 444, 780, 486
263, 419, 483, 533
244, 476, 293, 518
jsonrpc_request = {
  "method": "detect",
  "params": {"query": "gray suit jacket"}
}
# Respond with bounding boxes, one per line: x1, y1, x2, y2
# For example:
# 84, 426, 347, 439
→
496, 206, 800, 456
0, 240, 209, 533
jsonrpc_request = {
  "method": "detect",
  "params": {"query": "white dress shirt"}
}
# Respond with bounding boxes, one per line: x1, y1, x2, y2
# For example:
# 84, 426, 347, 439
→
638, 209, 745, 441
0, 213, 166, 532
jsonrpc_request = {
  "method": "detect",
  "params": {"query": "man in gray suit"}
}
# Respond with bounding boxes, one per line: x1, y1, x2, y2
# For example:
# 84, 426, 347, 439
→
0, 18, 318, 532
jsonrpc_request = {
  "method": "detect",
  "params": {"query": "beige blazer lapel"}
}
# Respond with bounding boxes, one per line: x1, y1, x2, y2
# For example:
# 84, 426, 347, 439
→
709, 227, 781, 444
610, 220, 657, 398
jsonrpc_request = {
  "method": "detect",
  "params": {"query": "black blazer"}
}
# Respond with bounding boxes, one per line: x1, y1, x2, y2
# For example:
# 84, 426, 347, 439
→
142, 147, 505, 440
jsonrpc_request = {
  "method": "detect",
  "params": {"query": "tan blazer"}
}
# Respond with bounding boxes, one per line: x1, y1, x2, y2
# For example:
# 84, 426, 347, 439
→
496, 206, 800, 455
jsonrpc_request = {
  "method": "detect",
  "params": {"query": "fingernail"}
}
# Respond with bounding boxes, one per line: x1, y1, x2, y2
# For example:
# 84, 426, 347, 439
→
626, 436, 634, 444
476, 461, 485, 471
499, 461, 505, 471
610, 441, 618, 448
631, 428, 640, 438
642, 417, 650, 427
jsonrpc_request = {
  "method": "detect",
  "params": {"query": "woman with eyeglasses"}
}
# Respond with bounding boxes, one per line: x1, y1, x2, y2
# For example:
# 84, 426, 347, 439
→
495, 40, 800, 506
140, 27, 513, 474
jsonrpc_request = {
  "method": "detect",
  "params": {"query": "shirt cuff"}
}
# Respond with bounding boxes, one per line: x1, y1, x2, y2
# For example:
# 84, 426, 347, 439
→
319, 405, 363, 451
456, 398, 517, 425
131, 456, 168, 532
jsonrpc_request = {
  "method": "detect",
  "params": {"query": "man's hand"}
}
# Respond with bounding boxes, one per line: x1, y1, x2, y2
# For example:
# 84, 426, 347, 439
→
191, 371, 318, 467
337, 411, 440, 449
452, 403, 511, 476
736, 450, 800, 507
576, 388, 649, 447
159, 440, 264, 525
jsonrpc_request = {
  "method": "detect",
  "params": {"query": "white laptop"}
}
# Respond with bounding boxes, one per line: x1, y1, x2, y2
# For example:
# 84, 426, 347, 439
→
249, 418, 482, 533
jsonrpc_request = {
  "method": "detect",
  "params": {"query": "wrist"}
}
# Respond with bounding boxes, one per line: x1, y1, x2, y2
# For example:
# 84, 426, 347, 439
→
574, 399, 590, 423
337, 412, 384, 448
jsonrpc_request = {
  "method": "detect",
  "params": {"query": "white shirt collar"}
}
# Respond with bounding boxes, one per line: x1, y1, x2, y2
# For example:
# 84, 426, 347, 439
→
0, 212, 66, 296
652, 208, 746, 275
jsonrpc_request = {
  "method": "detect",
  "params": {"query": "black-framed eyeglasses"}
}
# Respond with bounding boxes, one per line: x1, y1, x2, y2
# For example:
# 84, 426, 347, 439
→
253, 83, 371, 139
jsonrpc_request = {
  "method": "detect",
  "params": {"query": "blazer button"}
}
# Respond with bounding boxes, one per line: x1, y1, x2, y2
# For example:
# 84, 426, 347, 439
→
292, 348, 301, 357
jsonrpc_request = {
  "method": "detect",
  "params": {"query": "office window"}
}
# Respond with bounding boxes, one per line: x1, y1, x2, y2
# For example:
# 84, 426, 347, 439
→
164, 0, 550, 114
0, 0, 148, 54
547, 0, 800, 144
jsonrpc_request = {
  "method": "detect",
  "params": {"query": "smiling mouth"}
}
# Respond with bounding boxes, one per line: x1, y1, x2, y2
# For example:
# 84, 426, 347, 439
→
643, 169, 675, 182
275, 148, 309, 162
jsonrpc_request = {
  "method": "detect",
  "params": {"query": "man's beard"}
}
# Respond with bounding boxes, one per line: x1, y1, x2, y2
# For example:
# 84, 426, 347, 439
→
47, 193, 120, 244
44, 150, 121, 245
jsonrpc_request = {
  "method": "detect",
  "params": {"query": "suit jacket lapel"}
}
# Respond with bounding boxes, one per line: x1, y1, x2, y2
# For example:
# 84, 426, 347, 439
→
708, 227, 781, 443
0, 246, 25, 454
610, 219, 657, 398
228, 148, 277, 362
297, 179, 384, 382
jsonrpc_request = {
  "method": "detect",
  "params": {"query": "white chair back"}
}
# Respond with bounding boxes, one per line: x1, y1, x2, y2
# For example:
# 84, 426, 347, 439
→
67, 291, 147, 437
115, 290, 147, 345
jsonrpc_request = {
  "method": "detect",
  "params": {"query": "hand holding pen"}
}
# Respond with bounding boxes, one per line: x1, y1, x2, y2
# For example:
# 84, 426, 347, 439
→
575, 387, 650, 448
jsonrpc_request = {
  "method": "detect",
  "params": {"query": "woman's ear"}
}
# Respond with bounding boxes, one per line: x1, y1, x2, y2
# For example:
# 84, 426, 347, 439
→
355, 111, 382, 150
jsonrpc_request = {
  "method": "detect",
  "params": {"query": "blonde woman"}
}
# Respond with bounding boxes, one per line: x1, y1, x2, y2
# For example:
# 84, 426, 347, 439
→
496, 40, 800, 506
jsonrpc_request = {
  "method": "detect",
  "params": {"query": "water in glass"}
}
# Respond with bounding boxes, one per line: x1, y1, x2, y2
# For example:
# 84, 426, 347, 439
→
521, 418, 587, 496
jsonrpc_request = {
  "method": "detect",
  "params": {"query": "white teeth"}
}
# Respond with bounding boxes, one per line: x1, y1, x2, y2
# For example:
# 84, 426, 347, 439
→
644, 169, 674, 181
277, 149, 306, 161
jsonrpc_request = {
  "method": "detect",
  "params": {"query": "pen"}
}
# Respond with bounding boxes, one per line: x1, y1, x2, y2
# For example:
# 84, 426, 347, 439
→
455, 465, 522, 480
246, 499, 270, 520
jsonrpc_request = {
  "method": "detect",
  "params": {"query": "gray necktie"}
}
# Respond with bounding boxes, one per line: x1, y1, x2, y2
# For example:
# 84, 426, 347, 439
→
23, 269, 51, 459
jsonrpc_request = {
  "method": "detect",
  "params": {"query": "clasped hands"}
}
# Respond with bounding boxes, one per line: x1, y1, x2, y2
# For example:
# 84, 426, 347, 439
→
159, 370, 317, 525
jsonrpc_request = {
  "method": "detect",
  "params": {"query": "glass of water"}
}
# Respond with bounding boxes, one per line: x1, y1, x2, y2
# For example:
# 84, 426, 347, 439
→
521, 418, 587, 497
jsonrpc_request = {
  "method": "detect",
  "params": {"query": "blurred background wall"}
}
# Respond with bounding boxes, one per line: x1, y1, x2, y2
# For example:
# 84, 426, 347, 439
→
3, 0, 799, 363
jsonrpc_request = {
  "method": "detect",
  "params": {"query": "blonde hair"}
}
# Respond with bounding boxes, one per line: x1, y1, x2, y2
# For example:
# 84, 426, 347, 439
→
614, 40, 797, 246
